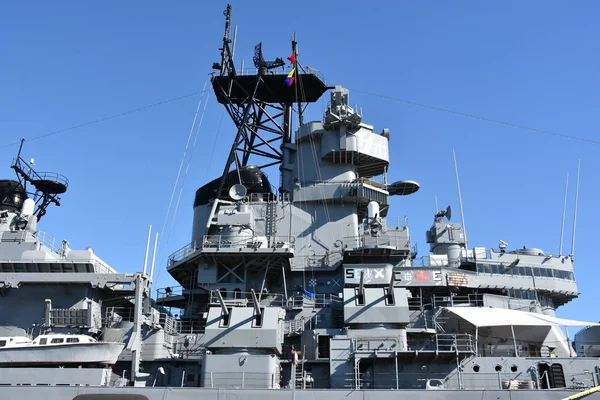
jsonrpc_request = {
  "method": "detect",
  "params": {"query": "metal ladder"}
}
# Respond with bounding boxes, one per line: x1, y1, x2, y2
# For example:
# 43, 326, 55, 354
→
294, 360, 305, 389
266, 201, 277, 246
294, 348, 311, 389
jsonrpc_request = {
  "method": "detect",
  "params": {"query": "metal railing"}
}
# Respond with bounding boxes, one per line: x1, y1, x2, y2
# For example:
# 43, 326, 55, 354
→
408, 294, 484, 310
235, 64, 326, 83
11, 156, 69, 189
435, 334, 475, 352
156, 285, 185, 299
36, 171, 69, 187
340, 370, 598, 390
205, 372, 278, 389
202, 235, 295, 250
168, 235, 296, 266
167, 241, 199, 266
103, 306, 200, 334
343, 234, 410, 252
411, 256, 459, 267
35, 230, 59, 253
91, 259, 117, 274
208, 290, 342, 309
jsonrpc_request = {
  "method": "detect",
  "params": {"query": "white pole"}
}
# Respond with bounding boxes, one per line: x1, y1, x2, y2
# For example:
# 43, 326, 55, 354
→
232, 25, 238, 62
452, 149, 468, 248
559, 173, 569, 255
571, 160, 580, 256
149, 232, 159, 282
565, 326, 572, 357
143, 225, 152, 276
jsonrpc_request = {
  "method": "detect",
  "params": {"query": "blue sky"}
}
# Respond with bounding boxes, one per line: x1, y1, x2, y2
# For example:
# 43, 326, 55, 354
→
1, 1, 599, 324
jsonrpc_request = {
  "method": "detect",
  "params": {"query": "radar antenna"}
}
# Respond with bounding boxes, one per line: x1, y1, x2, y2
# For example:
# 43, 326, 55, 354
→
210, 4, 330, 199
253, 43, 285, 71
435, 205, 452, 221
10, 139, 68, 220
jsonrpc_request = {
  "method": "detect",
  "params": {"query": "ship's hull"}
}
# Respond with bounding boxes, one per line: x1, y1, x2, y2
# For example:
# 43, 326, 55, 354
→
0, 387, 598, 400
0, 342, 125, 365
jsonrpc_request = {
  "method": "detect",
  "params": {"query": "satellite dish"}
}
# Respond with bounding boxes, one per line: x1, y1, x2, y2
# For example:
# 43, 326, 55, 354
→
229, 184, 247, 201
445, 205, 452, 221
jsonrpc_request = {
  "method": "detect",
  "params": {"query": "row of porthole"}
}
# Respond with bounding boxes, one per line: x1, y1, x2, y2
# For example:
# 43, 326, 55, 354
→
472, 365, 518, 373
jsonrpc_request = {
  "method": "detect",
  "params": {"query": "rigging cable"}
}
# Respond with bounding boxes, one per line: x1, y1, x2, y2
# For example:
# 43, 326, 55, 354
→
159, 80, 210, 248
154, 79, 211, 287
1, 88, 597, 149
348, 89, 600, 146
0, 90, 210, 149
167, 86, 212, 244
204, 110, 226, 182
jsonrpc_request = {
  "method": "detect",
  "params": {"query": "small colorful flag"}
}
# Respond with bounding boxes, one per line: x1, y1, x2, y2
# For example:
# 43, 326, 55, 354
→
287, 52, 296, 65
285, 67, 296, 86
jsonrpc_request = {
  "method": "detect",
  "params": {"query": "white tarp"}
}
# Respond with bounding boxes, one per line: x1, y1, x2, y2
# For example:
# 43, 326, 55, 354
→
443, 306, 600, 327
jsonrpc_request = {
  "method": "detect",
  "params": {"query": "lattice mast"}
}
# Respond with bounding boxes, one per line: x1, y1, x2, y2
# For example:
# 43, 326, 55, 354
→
210, 4, 329, 199
10, 139, 68, 220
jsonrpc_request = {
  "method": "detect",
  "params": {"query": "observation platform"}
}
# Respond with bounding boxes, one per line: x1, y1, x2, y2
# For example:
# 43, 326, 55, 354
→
212, 73, 330, 105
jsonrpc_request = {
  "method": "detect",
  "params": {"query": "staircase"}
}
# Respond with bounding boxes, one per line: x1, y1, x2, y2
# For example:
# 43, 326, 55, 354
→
550, 364, 566, 388
293, 349, 312, 389
284, 319, 305, 336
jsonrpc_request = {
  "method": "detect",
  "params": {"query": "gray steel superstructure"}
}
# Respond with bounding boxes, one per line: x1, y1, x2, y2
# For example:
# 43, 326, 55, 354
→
0, 5, 600, 400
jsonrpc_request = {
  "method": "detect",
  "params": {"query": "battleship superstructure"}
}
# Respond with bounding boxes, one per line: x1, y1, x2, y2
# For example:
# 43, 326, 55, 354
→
0, 4, 600, 400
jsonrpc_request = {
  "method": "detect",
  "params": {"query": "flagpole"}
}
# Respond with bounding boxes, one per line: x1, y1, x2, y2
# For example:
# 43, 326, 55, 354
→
292, 32, 304, 126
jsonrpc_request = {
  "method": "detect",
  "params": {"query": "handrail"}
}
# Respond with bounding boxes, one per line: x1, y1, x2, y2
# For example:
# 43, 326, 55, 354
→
168, 235, 296, 266
11, 157, 69, 189
235, 65, 326, 84
35, 230, 59, 253
343, 234, 410, 251
203, 290, 342, 309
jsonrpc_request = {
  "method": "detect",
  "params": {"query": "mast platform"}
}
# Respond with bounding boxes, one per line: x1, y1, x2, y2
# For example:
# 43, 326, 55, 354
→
212, 73, 330, 105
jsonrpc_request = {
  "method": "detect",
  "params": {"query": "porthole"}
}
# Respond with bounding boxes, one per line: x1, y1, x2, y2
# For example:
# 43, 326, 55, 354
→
473, 365, 480, 372
495, 365, 502, 372
510, 365, 518, 372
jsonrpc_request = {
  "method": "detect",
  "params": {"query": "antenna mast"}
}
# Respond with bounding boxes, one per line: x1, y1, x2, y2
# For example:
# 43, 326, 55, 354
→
10, 139, 69, 220
210, 4, 329, 200
452, 149, 468, 248
559, 173, 569, 255
570, 159, 580, 256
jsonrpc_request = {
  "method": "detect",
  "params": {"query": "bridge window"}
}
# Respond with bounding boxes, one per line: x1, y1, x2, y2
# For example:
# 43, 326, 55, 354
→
0, 340, 5, 347
51, 338, 64, 344
492, 264, 504, 274
39, 338, 47, 345
66, 338, 79, 343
